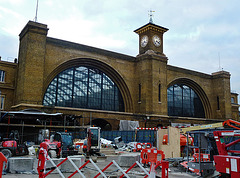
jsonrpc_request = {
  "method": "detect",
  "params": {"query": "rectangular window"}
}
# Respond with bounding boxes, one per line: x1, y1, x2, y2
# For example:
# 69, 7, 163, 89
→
0, 95, 5, 110
217, 96, 220, 110
138, 84, 141, 102
0, 70, 5, 82
158, 84, 161, 102
231, 97, 235, 104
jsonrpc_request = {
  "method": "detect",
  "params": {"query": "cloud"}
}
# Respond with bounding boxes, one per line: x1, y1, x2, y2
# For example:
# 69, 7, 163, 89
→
0, 34, 18, 60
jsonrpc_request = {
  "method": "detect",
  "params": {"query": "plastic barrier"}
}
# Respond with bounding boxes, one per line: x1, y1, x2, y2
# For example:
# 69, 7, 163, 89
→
135, 142, 152, 152
141, 148, 169, 178
0, 152, 7, 178
141, 148, 165, 165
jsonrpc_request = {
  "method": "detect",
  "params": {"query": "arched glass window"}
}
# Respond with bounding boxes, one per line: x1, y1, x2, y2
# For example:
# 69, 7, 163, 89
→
167, 84, 205, 118
43, 66, 124, 112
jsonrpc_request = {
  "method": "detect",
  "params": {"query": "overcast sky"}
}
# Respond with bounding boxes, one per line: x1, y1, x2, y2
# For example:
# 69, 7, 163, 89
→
1, 0, 240, 102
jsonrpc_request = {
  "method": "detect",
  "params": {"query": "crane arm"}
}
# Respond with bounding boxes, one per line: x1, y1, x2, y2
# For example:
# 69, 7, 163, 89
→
180, 122, 224, 134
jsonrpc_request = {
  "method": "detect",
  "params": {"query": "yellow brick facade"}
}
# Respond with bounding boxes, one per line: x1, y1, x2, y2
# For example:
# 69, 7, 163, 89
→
0, 21, 239, 130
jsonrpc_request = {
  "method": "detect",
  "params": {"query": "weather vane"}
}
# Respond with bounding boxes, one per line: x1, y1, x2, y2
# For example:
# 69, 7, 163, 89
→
34, 0, 39, 22
148, 10, 155, 24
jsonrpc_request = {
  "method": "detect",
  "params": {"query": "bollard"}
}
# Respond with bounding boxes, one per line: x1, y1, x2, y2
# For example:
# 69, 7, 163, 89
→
37, 147, 48, 178
161, 160, 169, 178
0, 152, 8, 178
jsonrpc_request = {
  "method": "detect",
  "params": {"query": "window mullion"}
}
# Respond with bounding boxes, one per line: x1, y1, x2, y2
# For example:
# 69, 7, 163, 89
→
86, 68, 90, 108
71, 68, 75, 107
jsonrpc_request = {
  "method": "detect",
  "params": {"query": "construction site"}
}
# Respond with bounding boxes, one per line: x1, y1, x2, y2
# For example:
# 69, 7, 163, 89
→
1, 6, 240, 177
1, 119, 240, 177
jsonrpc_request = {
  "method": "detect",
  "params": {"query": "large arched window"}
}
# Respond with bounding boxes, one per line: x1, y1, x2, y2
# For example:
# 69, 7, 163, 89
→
43, 66, 124, 112
167, 84, 205, 118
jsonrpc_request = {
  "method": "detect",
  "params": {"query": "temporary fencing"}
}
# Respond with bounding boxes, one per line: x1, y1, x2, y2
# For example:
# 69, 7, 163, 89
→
37, 147, 169, 178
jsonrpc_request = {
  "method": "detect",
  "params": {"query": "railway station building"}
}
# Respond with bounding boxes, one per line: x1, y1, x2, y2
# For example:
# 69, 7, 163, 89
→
0, 20, 239, 131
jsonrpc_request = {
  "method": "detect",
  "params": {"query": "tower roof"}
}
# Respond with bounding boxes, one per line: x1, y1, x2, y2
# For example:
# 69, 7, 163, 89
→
134, 23, 168, 35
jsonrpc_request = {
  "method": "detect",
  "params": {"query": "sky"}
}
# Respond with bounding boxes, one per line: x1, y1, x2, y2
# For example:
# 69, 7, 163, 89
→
1, 0, 240, 102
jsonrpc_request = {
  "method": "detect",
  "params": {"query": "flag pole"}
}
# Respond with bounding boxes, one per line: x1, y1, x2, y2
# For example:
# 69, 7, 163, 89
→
34, 0, 39, 22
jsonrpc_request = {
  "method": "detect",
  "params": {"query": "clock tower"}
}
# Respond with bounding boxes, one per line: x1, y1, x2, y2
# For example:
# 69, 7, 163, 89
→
134, 17, 169, 116
134, 20, 168, 55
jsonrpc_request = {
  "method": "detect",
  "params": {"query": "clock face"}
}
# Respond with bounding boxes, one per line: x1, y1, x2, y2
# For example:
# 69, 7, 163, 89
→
141, 35, 148, 47
152, 35, 161, 47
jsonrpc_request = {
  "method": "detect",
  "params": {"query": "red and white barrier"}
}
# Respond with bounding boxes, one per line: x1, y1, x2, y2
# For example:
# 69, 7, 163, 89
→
0, 152, 7, 178
37, 147, 169, 178
137, 127, 159, 130
136, 126, 191, 130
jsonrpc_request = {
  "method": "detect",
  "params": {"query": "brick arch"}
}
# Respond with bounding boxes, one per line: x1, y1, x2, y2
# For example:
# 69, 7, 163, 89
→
167, 78, 212, 119
87, 119, 112, 131
43, 58, 133, 112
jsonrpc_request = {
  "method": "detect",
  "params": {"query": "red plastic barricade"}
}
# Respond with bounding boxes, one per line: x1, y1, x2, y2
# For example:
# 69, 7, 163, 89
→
0, 152, 7, 178
141, 148, 169, 178
135, 143, 152, 152
141, 148, 165, 165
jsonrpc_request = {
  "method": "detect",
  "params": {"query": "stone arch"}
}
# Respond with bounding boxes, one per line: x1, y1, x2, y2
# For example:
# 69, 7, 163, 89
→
43, 58, 133, 112
88, 119, 112, 131
167, 78, 212, 119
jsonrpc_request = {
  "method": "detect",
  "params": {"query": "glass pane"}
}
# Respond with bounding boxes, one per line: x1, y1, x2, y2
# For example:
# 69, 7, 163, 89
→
43, 66, 124, 112
167, 84, 205, 118
56, 68, 73, 107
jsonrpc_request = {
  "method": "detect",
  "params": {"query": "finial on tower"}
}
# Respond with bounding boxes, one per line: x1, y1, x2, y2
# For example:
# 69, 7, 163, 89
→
34, 0, 39, 22
148, 10, 155, 24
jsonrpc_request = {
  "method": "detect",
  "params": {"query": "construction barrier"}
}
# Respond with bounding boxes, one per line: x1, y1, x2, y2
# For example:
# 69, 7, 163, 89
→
141, 148, 165, 165
137, 127, 158, 130
0, 152, 7, 178
135, 142, 152, 152
141, 148, 169, 178
37, 147, 169, 178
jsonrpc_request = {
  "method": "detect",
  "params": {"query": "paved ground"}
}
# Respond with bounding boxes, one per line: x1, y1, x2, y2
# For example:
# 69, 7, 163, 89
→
2, 161, 196, 178
2, 172, 196, 178
2, 149, 197, 178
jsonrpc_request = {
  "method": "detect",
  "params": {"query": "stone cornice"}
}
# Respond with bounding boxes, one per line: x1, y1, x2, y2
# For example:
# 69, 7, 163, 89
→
136, 50, 168, 62
167, 65, 212, 79
0, 61, 17, 68
47, 37, 136, 62
134, 23, 169, 35
211, 71, 231, 79
19, 21, 48, 40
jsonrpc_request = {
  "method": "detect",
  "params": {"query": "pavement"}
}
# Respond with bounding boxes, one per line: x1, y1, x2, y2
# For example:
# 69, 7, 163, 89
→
1, 148, 198, 178
2, 172, 196, 178
2, 162, 197, 178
